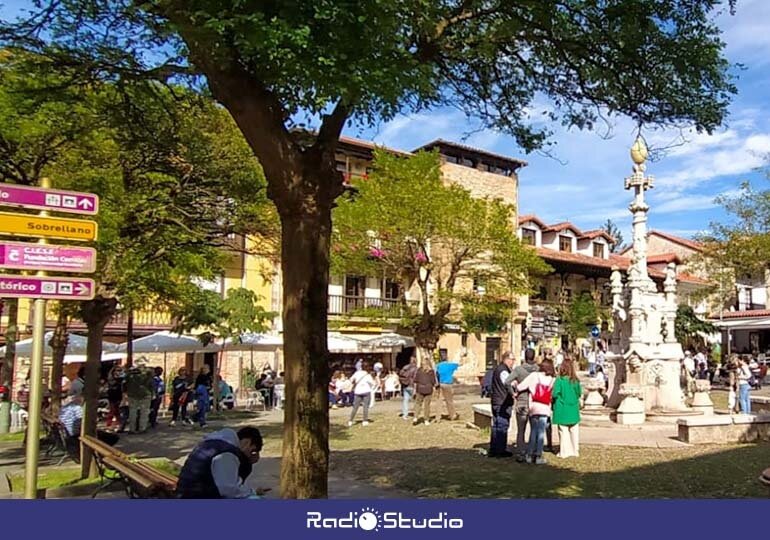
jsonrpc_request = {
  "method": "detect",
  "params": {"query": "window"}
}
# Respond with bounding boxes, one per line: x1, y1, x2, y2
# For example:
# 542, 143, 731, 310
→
473, 278, 486, 296
345, 275, 366, 297
444, 154, 458, 164
559, 235, 573, 252
461, 158, 474, 167
521, 228, 537, 246
593, 242, 605, 258
533, 286, 548, 301
335, 160, 348, 173
381, 278, 400, 300
461, 332, 468, 348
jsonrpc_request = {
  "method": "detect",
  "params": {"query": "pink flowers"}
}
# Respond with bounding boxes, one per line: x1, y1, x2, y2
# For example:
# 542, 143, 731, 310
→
369, 247, 386, 259
414, 251, 428, 263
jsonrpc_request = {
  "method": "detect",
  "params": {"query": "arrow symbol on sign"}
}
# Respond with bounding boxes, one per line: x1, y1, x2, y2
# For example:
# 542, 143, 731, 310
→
76, 283, 90, 296
77, 198, 94, 209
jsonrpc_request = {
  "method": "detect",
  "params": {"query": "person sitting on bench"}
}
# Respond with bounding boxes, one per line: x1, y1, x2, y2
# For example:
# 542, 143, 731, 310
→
176, 427, 269, 499
59, 395, 119, 461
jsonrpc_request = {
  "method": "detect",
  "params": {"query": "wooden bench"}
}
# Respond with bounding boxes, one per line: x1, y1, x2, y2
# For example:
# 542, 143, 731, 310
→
80, 435, 177, 499
760, 467, 770, 490
40, 412, 71, 465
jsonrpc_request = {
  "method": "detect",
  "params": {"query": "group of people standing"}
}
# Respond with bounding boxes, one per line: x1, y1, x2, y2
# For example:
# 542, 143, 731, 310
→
489, 349, 583, 464
102, 359, 165, 433
339, 356, 461, 427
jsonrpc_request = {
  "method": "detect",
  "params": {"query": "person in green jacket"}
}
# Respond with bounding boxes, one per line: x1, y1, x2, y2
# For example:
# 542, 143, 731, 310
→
552, 357, 582, 458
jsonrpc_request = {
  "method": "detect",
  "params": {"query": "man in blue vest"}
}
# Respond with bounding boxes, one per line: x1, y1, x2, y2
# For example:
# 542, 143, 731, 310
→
177, 426, 268, 498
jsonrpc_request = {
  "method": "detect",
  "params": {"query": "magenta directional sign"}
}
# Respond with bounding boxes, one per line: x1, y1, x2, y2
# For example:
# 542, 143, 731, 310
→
0, 184, 99, 215
0, 241, 96, 273
0, 274, 95, 300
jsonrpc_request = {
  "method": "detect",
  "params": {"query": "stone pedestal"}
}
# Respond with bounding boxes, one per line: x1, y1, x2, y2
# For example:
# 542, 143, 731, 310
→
616, 384, 646, 425
690, 380, 714, 416
583, 379, 606, 409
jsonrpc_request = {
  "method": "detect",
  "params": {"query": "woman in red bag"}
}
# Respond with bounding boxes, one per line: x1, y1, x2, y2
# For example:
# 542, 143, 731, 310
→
515, 359, 556, 465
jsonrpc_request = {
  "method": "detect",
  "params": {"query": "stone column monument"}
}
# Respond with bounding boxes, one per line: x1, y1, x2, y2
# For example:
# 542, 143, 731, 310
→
611, 138, 687, 424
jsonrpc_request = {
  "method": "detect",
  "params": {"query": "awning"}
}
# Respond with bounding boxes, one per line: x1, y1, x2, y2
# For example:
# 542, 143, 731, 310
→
116, 331, 220, 354
0, 332, 118, 357
62, 352, 127, 364
713, 317, 770, 331
224, 333, 283, 351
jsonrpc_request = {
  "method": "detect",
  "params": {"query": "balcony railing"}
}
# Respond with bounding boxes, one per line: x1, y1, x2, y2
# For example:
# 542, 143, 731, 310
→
328, 295, 416, 317
43, 305, 175, 333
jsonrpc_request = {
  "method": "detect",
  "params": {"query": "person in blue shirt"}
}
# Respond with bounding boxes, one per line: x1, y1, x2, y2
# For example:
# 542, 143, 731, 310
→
149, 366, 166, 428
435, 357, 460, 421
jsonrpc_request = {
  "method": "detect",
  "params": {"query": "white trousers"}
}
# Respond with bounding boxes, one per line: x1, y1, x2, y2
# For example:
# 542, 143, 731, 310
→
558, 424, 580, 458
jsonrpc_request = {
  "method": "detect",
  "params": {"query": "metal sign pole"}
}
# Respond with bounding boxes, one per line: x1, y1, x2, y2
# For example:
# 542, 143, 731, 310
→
23, 177, 50, 499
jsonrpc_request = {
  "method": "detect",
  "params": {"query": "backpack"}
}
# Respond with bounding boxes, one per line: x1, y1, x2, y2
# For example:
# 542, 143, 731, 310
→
399, 364, 416, 387
532, 379, 554, 405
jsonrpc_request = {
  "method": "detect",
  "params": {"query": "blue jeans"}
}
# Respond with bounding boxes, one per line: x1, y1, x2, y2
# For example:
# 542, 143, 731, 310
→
528, 415, 549, 458
195, 386, 209, 426
401, 386, 414, 417
588, 362, 596, 376
490, 406, 511, 455
739, 383, 751, 413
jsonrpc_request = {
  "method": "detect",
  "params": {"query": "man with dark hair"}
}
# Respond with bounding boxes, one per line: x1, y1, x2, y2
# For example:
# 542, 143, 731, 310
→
177, 426, 269, 499
508, 348, 539, 462
488, 351, 514, 458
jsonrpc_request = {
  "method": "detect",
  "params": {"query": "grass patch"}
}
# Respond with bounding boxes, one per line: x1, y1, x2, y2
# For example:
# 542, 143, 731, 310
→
8, 467, 100, 493
141, 457, 181, 476
0, 431, 25, 443
324, 411, 770, 498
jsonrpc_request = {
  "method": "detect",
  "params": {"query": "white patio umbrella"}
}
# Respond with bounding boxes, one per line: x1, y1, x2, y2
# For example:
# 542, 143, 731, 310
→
362, 333, 415, 350
224, 332, 283, 351
327, 333, 364, 353
62, 352, 127, 364
117, 330, 220, 354
0, 331, 118, 357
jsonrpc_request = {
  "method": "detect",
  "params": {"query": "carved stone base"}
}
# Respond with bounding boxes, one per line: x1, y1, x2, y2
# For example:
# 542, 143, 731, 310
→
583, 379, 606, 409
616, 384, 646, 425
690, 380, 714, 416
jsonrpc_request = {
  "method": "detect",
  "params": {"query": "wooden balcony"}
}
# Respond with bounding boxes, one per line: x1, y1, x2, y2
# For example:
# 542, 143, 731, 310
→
328, 295, 416, 318
43, 305, 175, 337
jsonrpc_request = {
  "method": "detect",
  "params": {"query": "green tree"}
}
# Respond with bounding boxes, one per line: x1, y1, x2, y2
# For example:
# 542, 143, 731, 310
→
333, 149, 549, 360
602, 219, 627, 253
675, 304, 717, 350
3, 0, 737, 497
173, 286, 274, 405
695, 181, 770, 310
561, 292, 604, 344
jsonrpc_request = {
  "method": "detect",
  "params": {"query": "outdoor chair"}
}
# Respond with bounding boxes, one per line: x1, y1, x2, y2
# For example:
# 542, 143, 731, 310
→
273, 384, 286, 409
246, 391, 266, 411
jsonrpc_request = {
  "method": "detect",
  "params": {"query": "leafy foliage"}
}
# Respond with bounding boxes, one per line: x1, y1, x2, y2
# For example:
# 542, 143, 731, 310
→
561, 292, 604, 341
675, 304, 717, 347
332, 149, 549, 348
602, 219, 627, 253
173, 287, 275, 345
694, 180, 770, 309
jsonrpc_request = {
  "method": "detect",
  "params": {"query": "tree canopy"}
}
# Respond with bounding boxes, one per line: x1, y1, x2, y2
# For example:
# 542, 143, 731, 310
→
602, 219, 627, 253
332, 149, 549, 351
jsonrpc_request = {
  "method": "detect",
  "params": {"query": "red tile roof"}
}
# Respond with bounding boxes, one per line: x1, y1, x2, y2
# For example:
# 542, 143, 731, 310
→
518, 215, 548, 228
677, 272, 712, 285
536, 248, 668, 278
580, 229, 615, 243
716, 309, 770, 320
647, 252, 682, 264
543, 221, 582, 235
413, 139, 528, 168
650, 230, 703, 252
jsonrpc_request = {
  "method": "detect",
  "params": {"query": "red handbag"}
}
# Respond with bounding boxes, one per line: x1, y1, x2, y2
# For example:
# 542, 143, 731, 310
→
532, 381, 553, 405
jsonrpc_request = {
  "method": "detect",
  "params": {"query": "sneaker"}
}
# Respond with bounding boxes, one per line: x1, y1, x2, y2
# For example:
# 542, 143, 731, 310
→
347, 421, 353, 427
185, 418, 194, 425
424, 420, 430, 425
362, 421, 369, 426
533, 457, 548, 465
412, 419, 422, 426
169, 421, 176, 427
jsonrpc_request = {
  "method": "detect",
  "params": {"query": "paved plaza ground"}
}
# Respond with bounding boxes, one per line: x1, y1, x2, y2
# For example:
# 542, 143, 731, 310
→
1, 383, 769, 498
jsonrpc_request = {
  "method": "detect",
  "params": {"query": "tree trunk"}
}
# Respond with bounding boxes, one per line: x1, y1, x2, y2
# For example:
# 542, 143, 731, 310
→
279, 210, 331, 499
80, 297, 117, 478
0, 298, 19, 433
126, 309, 134, 368
48, 308, 70, 415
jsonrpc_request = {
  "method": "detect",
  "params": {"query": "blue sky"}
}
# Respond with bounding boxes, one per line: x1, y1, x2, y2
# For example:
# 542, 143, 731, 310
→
3, 1, 768, 242
352, 0, 770, 242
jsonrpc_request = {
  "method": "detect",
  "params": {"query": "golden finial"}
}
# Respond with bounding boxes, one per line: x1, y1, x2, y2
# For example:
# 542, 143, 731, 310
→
630, 137, 648, 165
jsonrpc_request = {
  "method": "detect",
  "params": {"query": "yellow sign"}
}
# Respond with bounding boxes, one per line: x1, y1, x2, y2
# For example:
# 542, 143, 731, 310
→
0, 212, 98, 242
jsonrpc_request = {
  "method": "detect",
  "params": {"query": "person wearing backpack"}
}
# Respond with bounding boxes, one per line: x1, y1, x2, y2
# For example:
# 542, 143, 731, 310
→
398, 357, 418, 420
552, 357, 582, 459
515, 359, 555, 465
413, 360, 438, 426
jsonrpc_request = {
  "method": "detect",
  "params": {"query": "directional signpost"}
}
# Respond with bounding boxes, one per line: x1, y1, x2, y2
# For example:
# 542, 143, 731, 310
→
0, 179, 99, 498
0, 241, 96, 273
0, 183, 98, 214
0, 212, 98, 242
